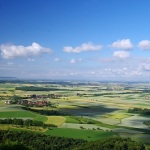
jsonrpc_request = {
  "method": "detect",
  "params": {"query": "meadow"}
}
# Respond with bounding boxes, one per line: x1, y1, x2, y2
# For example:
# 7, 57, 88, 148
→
0, 111, 36, 118
45, 128, 117, 141
0, 81, 150, 143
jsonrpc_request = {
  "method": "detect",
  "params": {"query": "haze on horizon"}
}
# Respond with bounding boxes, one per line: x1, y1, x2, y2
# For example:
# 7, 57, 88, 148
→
0, 0, 150, 81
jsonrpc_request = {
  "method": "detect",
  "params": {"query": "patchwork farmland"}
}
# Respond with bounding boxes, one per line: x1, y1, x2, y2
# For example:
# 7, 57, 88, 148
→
0, 81, 150, 144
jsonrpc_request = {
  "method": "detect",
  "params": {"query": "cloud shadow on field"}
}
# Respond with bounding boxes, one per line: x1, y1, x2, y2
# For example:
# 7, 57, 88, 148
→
58, 105, 122, 117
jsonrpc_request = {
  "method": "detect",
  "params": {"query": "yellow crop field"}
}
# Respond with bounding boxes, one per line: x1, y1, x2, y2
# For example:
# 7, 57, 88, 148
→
106, 113, 132, 120
45, 116, 66, 127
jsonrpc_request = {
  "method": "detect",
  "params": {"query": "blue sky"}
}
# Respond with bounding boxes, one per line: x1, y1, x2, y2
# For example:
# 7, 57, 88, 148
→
0, 0, 150, 81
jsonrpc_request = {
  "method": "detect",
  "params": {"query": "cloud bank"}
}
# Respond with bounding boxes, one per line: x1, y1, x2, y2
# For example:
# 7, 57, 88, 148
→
139, 63, 150, 71
63, 42, 103, 53
0, 42, 52, 59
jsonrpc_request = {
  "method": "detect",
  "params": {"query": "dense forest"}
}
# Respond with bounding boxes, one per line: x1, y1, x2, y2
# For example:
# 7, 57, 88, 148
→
0, 130, 85, 150
72, 137, 147, 150
0, 130, 148, 150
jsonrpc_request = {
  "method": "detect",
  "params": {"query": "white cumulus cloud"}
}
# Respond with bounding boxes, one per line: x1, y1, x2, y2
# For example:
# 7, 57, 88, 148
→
70, 58, 82, 64
63, 42, 103, 53
0, 42, 52, 59
113, 51, 130, 59
138, 40, 150, 50
111, 39, 133, 50
54, 57, 60, 62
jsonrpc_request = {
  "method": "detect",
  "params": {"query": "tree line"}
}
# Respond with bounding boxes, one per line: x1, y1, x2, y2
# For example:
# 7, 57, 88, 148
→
22, 106, 65, 116
128, 107, 150, 115
15, 86, 67, 91
72, 137, 147, 150
0, 118, 56, 127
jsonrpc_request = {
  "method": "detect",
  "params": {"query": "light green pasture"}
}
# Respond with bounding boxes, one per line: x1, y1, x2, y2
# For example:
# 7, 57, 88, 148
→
0, 105, 24, 111
61, 123, 111, 131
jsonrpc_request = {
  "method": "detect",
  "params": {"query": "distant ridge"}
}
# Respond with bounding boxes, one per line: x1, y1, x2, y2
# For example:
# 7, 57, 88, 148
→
0, 77, 18, 80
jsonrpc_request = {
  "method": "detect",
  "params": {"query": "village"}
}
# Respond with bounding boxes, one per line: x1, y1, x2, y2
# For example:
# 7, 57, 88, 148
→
4, 93, 62, 107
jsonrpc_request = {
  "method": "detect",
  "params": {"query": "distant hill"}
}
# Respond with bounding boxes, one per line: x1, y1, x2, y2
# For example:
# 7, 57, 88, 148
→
0, 77, 18, 80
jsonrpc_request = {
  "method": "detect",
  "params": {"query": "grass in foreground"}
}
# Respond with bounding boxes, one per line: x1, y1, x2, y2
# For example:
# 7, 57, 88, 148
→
45, 128, 117, 141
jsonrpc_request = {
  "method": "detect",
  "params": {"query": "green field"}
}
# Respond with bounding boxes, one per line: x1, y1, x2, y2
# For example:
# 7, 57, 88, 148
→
45, 128, 117, 141
0, 111, 37, 118
34, 115, 48, 122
